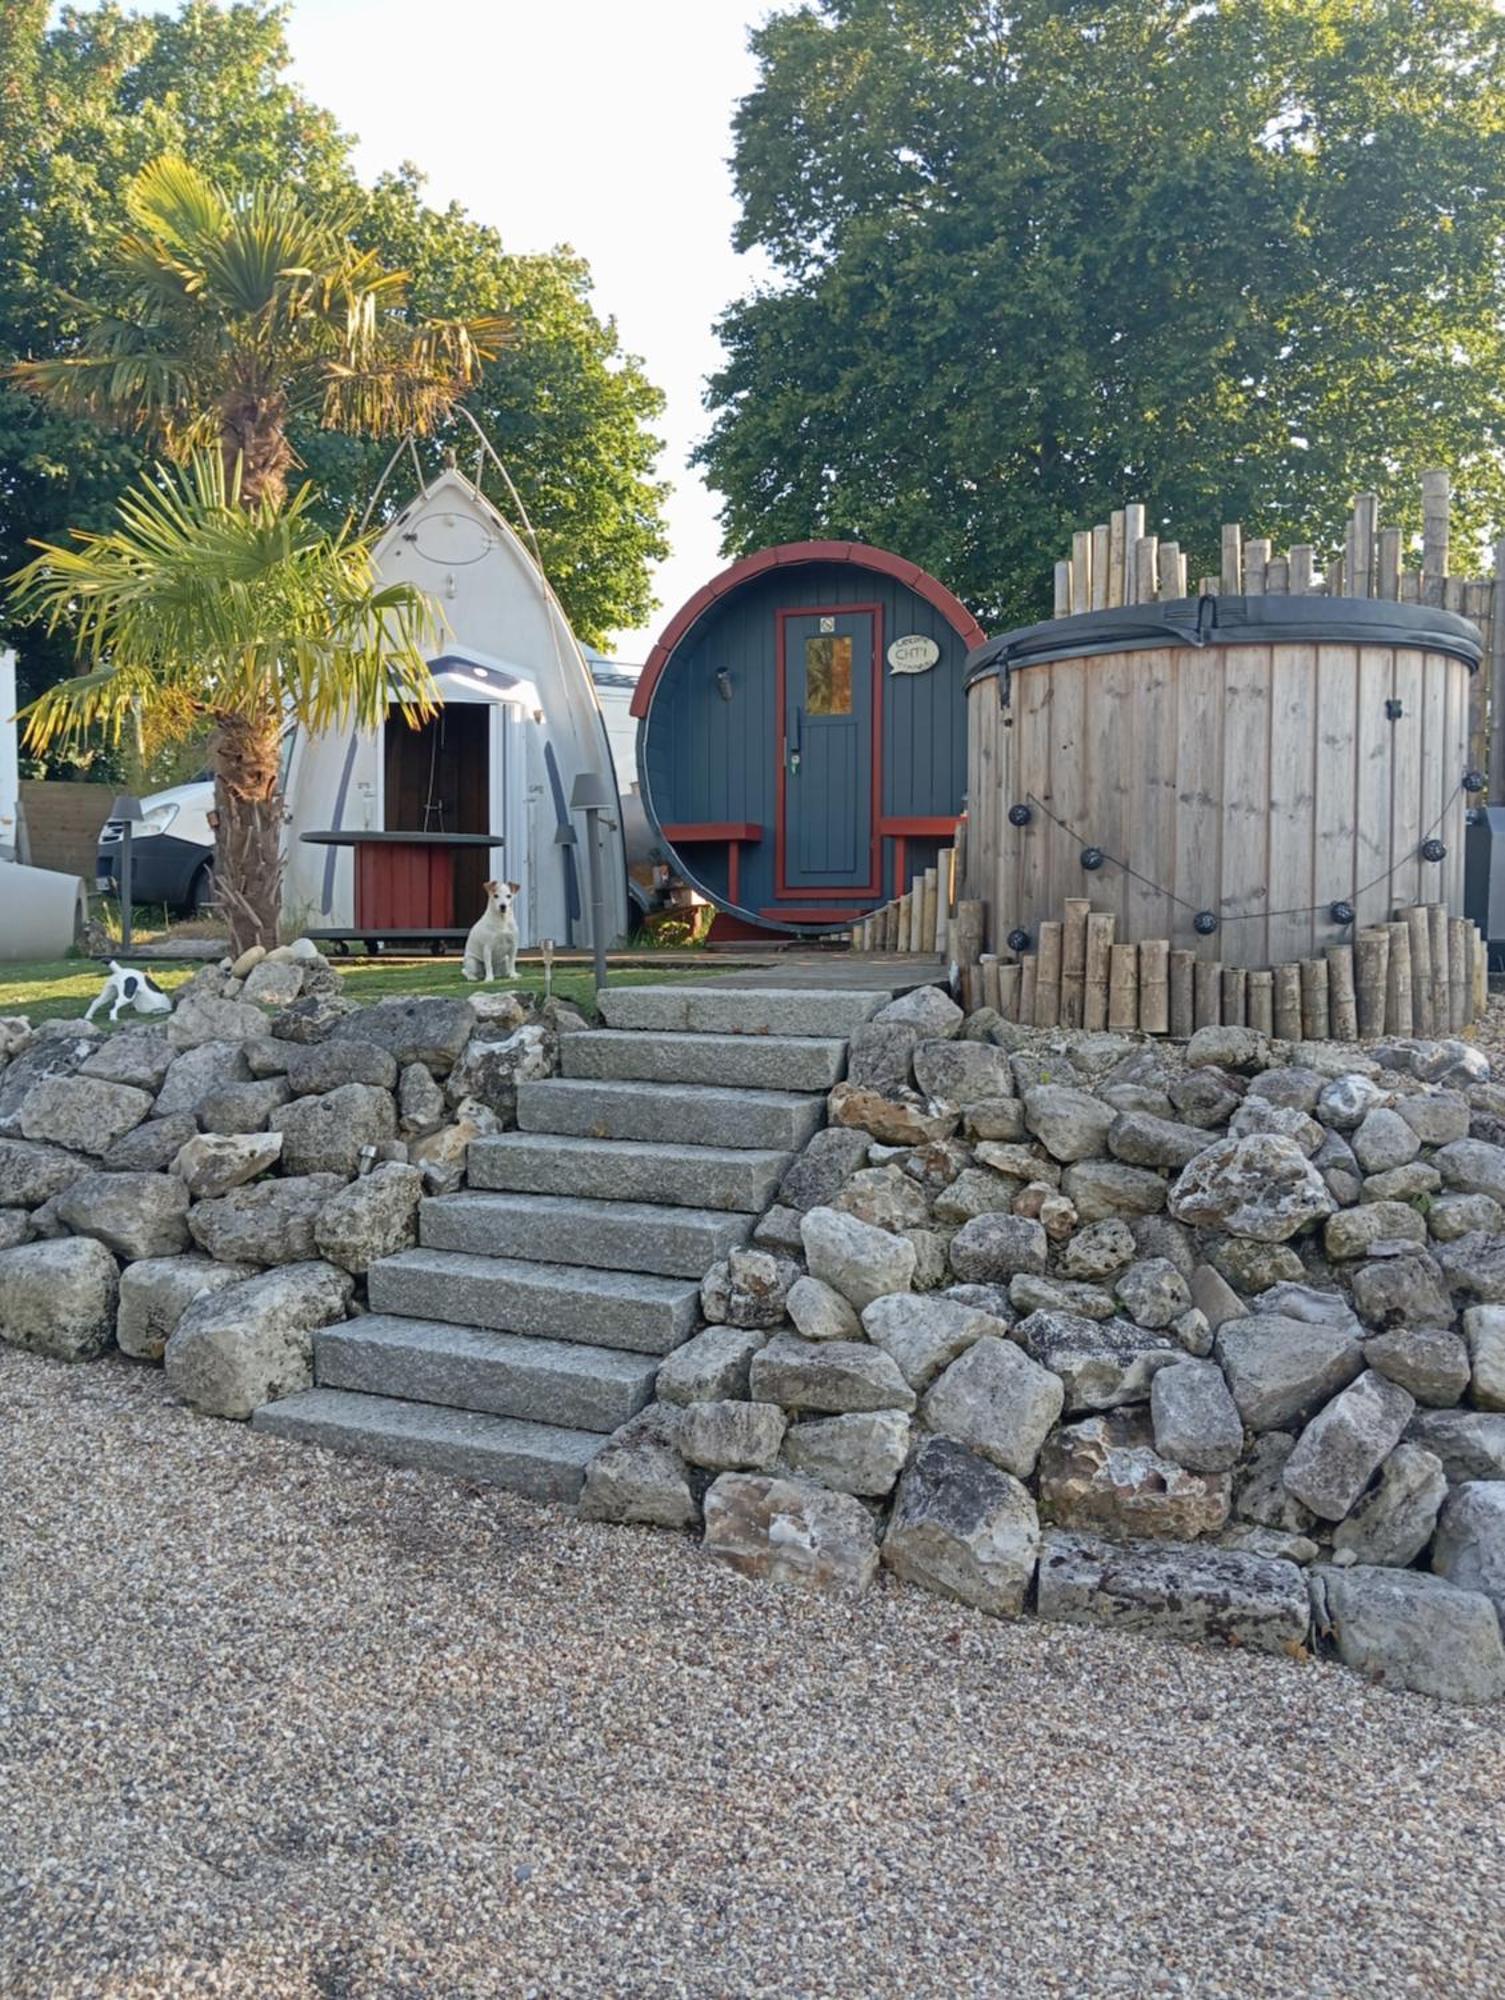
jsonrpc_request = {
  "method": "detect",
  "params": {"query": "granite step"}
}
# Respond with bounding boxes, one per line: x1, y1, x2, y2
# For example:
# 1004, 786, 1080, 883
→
466, 1132, 790, 1213
315, 1315, 659, 1433
367, 1246, 700, 1355
419, 1190, 754, 1278
253, 1388, 600, 1502
516, 1077, 825, 1150
597, 984, 889, 1038
560, 1028, 846, 1093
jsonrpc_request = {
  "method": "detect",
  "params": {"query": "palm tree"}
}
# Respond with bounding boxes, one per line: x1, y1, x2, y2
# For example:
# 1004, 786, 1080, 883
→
9, 453, 443, 954
11, 154, 505, 510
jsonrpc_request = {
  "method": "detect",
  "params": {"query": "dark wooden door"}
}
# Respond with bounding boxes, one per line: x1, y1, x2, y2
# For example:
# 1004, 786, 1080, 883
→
778, 609, 878, 893
383, 703, 491, 918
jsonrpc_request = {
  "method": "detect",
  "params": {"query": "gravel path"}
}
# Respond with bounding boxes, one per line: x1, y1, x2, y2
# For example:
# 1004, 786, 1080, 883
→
4, 1352, 1502, 2000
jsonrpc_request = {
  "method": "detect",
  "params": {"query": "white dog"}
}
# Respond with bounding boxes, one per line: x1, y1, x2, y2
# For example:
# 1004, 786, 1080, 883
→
85, 960, 174, 1023
462, 880, 520, 983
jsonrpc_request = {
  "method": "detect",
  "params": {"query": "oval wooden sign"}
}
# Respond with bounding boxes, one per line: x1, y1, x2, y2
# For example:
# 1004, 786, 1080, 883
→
888, 633, 940, 674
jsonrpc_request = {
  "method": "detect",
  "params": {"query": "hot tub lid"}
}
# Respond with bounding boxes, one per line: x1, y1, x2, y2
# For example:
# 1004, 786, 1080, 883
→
965, 592, 1482, 694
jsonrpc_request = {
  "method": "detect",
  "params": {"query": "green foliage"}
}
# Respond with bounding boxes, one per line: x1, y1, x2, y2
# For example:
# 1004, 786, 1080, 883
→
9, 452, 442, 758
701, 0, 1505, 628
1, 0, 666, 730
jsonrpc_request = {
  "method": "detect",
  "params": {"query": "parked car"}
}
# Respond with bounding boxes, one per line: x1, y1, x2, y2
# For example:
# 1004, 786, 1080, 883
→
96, 778, 217, 913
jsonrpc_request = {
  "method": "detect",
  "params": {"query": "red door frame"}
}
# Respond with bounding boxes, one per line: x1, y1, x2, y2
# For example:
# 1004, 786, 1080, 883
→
773, 602, 884, 899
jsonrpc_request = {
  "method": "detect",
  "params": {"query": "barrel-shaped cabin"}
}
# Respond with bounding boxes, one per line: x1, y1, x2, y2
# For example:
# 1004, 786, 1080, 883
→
632, 542, 984, 933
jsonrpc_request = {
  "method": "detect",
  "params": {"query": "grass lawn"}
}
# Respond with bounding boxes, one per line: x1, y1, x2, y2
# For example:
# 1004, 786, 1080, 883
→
0, 954, 723, 1025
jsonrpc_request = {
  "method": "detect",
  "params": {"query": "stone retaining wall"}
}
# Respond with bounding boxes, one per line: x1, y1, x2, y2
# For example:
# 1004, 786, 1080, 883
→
584, 988, 1505, 1705
0, 944, 577, 1415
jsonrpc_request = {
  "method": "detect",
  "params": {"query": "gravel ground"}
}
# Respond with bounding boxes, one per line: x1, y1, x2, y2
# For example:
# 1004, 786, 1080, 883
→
4, 1352, 1503, 2000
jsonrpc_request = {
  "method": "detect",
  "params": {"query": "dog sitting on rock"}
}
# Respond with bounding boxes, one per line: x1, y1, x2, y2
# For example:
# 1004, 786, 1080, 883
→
85, 960, 174, 1023
462, 880, 521, 983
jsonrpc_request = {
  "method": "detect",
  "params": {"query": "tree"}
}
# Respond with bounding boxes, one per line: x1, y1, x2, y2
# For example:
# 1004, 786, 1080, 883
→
700, 0, 1505, 629
8, 455, 441, 954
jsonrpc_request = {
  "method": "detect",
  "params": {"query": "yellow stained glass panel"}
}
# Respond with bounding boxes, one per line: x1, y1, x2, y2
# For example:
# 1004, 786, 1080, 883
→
805, 635, 853, 715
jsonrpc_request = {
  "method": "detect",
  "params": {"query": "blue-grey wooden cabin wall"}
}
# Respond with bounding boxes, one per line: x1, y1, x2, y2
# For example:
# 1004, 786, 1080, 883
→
639, 561, 971, 916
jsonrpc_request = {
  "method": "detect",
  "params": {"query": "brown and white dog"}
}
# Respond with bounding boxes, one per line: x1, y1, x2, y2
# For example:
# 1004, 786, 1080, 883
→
462, 879, 521, 983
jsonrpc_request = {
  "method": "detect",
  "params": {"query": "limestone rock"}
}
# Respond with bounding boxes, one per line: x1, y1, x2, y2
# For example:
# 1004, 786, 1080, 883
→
285, 1041, 399, 1094
861, 1292, 1000, 1391
1232, 1432, 1318, 1535
875, 985, 963, 1038
1310, 1565, 1505, 1704
1397, 1090, 1470, 1146
1113, 1257, 1191, 1331
270, 1082, 397, 1178
187, 1173, 343, 1265
931, 1166, 1021, 1224
974, 1141, 1059, 1186
752, 1205, 805, 1254
1363, 1326, 1470, 1408
1349, 1252, 1452, 1330
578, 1405, 696, 1529
1169, 1133, 1335, 1242
703, 1473, 879, 1593
1186, 1024, 1270, 1073
1214, 1314, 1363, 1431
1427, 1192, 1504, 1242
1431, 1482, 1505, 1622
0, 1236, 119, 1360
1009, 1274, 1116, 1321
242, 1038, 292, 1079
1406, 1410, 1505, 1482
775, 1128, 870, 1213
1150, 1360, 1244, 1473
1463, 1304, 1505, 1410
167, 992, 269, 1050
1249, 1282, 1363, 1338
329, 995, 475, 1074
1281, 1370, 1415, 1521
1360, 1161, 1440, 1203
846, 1020, 917, 1094
116, 1253, 259, 1362
913, 1037, 1014, 1109
1188, 1263, 1248, 1332
1434, 1229, 1505, 1305
786, 1275, 861, 1342
963, 1097, 1027, 1143
678, 1399, 787, 1473
103, 1113, 199, 1174
0, 1136, 92, 1208
921, 1333, 1064, 1477
1107, 1110, 1214, 1170
398, 1062, 447, 1137
1060, 1160, 1167, 1223
701, 1248, 800, 1330
444, 1025, 551, 1121
1332, 1443, 1447, 1567
152, 1040, 252, 1120
53, 1171, 190, 1260
269, 990, 359, 1043
1314, 1072, 1386, 1130
19, 1074, 152, 1156
313, 1163, 423, 1275
1349, 1107, 1420, 1175
656, 1324, 766, 1405
1038, 1410, 1231, 1539
883, 1436, 1040, 1616
1060, 1218, 1137, 1281
749, 1333, 916, 1415
195, 1077, 292, 1134
409, 1114, 488, 1195
0, 1029, 99, 1133
0, 1209, 31, 1249
1228, 1098, 1323, 1155
795, 1205, 910, 1312
947, 1211, 1048, 1285
172, 1131, 283, 1200
782, 1410, 910, 1497
79, 1029, 174, 1093
1167, 1066, 1244, 1128
1014, 1309, 1179, 1413
1022, 1084, 1114, 1163
164, 1260, 353, 1419
1433, 1136, 1505, 1204
1218, 1524, 1320, 1565
826, 1082, 959, 1146
1037, 1531, 1311, 1653
1324, 1202, 1427, 1261
1209, 1238, 1304, 1293
832, 1164, 932, 1232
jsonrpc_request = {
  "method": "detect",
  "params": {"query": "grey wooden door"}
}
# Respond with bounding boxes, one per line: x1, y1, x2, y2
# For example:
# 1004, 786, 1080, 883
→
779, 609, 877, 893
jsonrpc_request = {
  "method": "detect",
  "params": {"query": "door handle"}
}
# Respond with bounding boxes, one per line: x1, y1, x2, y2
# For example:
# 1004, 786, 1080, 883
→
789, 706, 803, 775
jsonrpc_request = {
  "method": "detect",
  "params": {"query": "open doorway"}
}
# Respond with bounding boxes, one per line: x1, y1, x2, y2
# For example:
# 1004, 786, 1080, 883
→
383, 703, 491, 922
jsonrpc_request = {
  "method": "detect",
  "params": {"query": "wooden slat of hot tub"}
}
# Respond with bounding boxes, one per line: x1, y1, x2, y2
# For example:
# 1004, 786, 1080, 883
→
1221, 644, 1272, 967
1354, 647, 1393, 932
1314, 645, 1360, 968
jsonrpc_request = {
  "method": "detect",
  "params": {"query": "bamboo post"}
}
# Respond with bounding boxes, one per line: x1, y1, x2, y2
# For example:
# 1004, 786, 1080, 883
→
963, 963, 984, 1012
921, 867, 939, 956
1421, 469, 1450, 607
1053, 561, 1072, 618
1134, 535, 1159, 605
945, 913, 958, 969
1428, 903, 1450, 1035
1138, 938, 1170, 1034
1244, 538, 1271, 595
910, 874, 927, 952
1071, 530, 1092, 615
1300, 958, 1330, 1040
1403, 905, 1434, 1034
1198, 576, 1219, 598
1019, 956, 1038, 1024
1289, 546, 1314, 595
1169, 950, 1196, 1038
1034, 921, 1063, 1027
1354, 928, 1390, 1038
1090, 524, 1111, 610
1265, 555, 1289, 595
934, 850, 954, 952
1194, 959, 1222, 1029
1158, 543, 1183, 601
1351, 492, 1378, 599
1108, 943, 1139, 1030
1108, 511, 1126, 609
1247, 969, 1274, 1037
998, 961, 1021, 1023
1273, 963, 1303, 1040
1475, 923, 1489, 1021
981, 952, 1002, 1015
1386, 920, 1414, 1036
1220, 524, 1242, 595
1060, 898, 1091, 1028
1122, 503, 1146, 603
955, 899, 987, 974
1449, 917, 1470, 1031
896, 893, 911, 953
1217, 967, 1243, 1027
1084, 912, 1116, 1031
1376, 527, 1402, 602
1326, 945, 1358, 1040
1326, 554, 1345, 599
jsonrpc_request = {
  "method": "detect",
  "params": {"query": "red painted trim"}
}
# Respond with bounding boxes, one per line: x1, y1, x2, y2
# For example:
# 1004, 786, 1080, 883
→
774, 603, 883, 901
660, 821, 762, 843
893, 836, 906, 898
727, 841, 741, 907
629, 540, 986, 718
757, 906, 875, 923
878, 815, 962, 838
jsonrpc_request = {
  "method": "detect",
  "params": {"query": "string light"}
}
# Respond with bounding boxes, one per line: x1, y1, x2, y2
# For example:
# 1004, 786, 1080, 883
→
1008, 803, 1033, 827
1007, 927, 1032, 952
1330, 901, 1356, 926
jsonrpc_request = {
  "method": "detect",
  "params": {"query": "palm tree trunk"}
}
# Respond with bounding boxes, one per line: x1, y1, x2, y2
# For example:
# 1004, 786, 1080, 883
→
214, 711, 284, 956
219, 391, 292, 510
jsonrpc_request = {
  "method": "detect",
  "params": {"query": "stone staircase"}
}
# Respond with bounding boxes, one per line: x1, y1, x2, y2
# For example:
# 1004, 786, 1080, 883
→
253, 983, 893, 1501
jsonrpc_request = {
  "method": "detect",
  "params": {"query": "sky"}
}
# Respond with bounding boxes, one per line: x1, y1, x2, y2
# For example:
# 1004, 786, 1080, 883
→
279, 0, 776, 661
